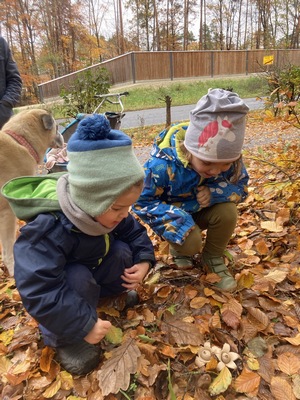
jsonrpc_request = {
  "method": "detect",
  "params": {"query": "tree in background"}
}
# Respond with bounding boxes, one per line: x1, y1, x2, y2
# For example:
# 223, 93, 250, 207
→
1, 0, 300, 102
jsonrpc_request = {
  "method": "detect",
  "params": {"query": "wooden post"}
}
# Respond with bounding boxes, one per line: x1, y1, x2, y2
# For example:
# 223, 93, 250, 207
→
165, 95, 172, 128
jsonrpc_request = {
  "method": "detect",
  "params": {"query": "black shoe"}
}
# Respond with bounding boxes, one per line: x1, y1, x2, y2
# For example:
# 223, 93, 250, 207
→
125, 290, 139, 308
55, 341, 101, 375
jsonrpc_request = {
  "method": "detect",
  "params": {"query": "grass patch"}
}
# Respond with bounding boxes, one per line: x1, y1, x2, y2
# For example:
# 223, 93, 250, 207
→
15, 74, 268, 120
113, 75, 268, 112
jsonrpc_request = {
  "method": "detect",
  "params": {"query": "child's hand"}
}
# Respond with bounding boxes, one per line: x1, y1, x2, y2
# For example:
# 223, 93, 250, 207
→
84, 318, 112, 344
121, 262, 150, 289
197, 186, 211, 208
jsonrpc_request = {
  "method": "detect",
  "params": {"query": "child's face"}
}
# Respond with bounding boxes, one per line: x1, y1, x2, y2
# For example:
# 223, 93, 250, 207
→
190, 154, 232, 178
94, 185, 142, 228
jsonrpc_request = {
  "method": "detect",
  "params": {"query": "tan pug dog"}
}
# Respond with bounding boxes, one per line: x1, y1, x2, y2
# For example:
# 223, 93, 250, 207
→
0, 109, 64, 276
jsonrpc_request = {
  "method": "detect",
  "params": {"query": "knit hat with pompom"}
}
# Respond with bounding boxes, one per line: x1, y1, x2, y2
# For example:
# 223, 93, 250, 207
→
66, 114, 144, 217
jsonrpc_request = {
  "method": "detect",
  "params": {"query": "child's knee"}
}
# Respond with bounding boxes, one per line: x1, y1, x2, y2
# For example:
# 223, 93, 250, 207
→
110, 240, 132, 265
65, 263, 97, 296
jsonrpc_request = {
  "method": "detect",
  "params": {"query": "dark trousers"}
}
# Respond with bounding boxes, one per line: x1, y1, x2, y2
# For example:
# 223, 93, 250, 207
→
40, 239, 132, 347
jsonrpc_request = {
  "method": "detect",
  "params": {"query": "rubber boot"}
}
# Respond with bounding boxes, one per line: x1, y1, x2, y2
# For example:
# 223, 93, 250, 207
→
55, 341, 101, 375
202, 254, 237, 292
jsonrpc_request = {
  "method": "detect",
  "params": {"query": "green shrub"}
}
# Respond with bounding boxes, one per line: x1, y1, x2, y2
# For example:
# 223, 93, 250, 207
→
261, 64, 300, 117
60, 68, 111, 117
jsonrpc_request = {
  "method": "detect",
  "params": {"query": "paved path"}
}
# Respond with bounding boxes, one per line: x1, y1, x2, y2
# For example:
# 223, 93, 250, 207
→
121, 98, 264, 129
57, 98, 264, 132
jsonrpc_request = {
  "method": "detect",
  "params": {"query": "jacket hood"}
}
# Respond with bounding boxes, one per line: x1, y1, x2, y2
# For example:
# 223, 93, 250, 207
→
154, 122, 190, 166
1, 172, 64, 220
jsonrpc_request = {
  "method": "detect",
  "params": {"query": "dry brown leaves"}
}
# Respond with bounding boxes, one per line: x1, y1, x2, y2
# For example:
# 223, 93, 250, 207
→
0, 113, 300, 399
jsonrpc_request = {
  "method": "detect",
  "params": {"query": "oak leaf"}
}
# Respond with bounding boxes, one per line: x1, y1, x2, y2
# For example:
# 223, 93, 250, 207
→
97, 339, 141, 396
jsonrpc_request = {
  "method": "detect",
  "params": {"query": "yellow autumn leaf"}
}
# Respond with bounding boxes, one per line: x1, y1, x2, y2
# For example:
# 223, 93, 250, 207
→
105, 325, 123, 344
264, 269, 288, 284
208, 366, 232, 396
11, 359, 31, 375
237, 272, 254, 289
60, 370, 73, 391
265, 110, 274, 118
43, 376, 61, 398
144, 271, 160, 285
0, 355, 12, 384
0, 329, 14, 346
246, 356, 260, 371
261, 220, 283, 233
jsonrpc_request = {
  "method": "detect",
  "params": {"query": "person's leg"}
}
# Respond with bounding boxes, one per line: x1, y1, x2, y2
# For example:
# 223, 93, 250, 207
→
194, 202, 238, 257
93, 239, 133, 298
194, 202, 238, 291
40, 263, 101, 375
169, 224, 203, 256
40, 263, 100, 347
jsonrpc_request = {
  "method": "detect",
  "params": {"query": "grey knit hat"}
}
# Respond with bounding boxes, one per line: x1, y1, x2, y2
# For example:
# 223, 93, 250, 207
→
67, 114, 144, 217
184, 89, 249, 162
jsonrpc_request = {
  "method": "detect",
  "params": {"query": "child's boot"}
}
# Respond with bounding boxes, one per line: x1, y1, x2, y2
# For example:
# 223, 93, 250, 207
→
170, 248, 194, 269
202, 254, 237, 292
55, 341, 101, 375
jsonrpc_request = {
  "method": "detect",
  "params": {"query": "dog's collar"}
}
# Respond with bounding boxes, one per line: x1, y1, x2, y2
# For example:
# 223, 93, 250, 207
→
4, 129, 40, 164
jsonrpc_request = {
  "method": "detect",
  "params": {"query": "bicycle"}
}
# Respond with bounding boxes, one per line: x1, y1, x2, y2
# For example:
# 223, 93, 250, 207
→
45, 91, 129, 173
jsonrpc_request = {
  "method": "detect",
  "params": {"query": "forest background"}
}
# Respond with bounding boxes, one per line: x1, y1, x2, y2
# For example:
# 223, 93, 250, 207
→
1, 0, 300, 103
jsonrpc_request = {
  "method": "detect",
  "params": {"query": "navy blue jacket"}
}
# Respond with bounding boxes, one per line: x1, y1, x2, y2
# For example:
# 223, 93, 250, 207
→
13, 211, 155, 343
0, 36, 22, 127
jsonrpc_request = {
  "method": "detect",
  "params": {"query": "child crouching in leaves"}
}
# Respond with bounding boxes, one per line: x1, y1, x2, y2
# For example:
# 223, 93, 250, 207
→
2, 114, 155, 375
132, 88, 249, 292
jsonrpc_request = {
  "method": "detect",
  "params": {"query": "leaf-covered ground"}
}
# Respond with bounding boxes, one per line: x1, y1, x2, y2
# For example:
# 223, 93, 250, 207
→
0, 112, 300, 399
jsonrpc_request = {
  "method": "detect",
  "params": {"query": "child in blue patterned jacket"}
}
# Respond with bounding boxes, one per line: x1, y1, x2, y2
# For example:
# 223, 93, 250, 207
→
132, 88, 249, 292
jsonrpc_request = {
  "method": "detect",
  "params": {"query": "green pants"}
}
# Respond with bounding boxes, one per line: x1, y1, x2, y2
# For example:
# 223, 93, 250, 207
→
170, 202, 238, 258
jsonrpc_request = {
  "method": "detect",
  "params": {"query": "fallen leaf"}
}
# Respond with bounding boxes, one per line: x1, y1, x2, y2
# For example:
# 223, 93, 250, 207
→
161, 313, 203, 346
261, 220, 283, 232
208, 366, 232, 396
270, 376, 296, 400
40, 346, 55, 373
277, 352, 300, 375
97, 339, 141, 396
235, 368, 261, 395
105, 325, 123, 344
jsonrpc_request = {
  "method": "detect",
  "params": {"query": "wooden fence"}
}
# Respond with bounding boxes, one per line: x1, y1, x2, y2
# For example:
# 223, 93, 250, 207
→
38, 49, 300, 102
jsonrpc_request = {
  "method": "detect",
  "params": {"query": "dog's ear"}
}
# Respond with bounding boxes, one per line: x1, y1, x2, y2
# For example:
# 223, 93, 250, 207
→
41, 113, 55, 130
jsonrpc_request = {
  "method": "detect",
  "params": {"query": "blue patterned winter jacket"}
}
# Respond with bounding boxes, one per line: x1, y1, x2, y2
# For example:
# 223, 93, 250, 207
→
132, 122, 249, 245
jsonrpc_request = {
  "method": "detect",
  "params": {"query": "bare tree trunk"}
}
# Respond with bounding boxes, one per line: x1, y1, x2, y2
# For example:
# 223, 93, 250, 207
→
153, 0, 161, 51
118, 0, 125, 54
199, 0, 203, 49
183, 0, 189, 50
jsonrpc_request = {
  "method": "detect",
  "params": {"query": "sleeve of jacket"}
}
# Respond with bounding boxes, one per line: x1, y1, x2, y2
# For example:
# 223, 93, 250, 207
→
113, 213, 156, 266
13, 214, 98, 342
131, 158, 196, 245
1, 37, 22, 106
208, 162, 249, 205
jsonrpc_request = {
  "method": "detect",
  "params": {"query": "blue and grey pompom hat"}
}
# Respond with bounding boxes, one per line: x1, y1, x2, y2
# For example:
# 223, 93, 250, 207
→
67, 114, 145, 217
